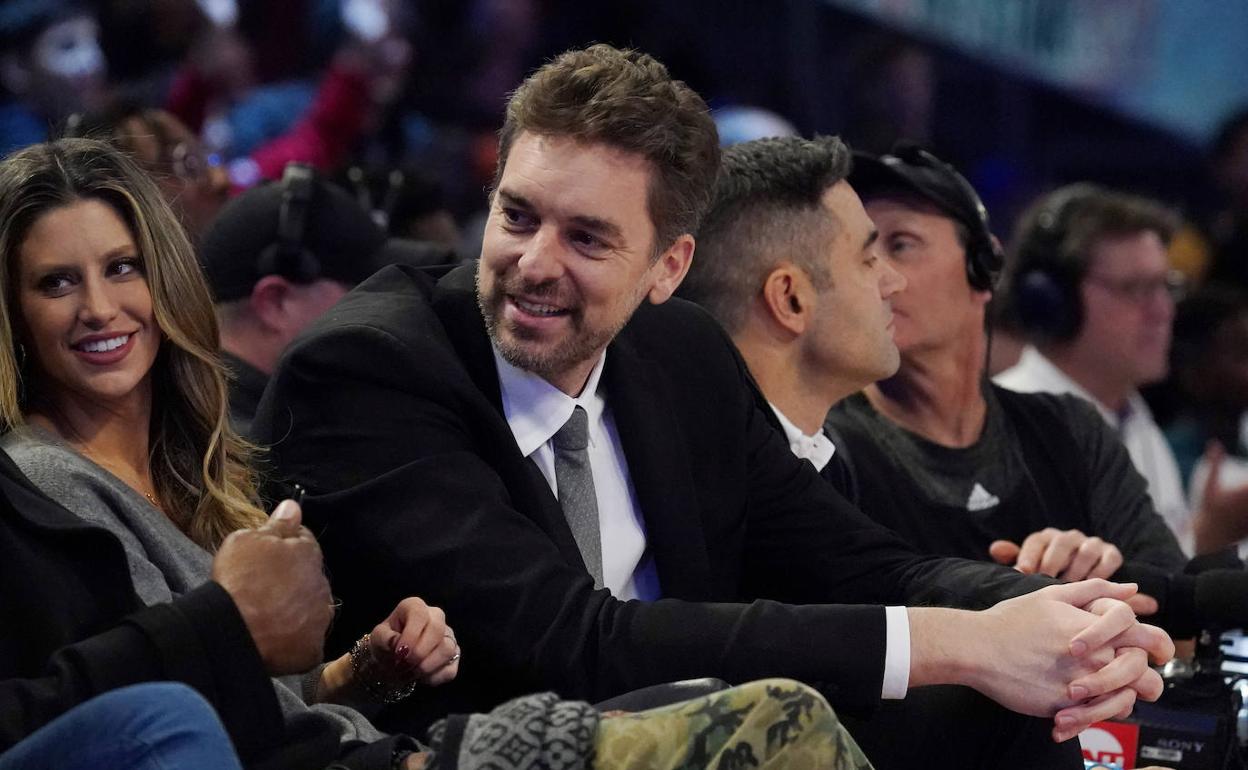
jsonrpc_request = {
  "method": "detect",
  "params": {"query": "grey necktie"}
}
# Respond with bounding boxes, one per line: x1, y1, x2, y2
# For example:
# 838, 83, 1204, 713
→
553, 406, 603, 588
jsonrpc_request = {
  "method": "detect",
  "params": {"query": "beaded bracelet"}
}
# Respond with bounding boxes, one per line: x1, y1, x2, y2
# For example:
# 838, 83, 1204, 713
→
350, 634, 419, 704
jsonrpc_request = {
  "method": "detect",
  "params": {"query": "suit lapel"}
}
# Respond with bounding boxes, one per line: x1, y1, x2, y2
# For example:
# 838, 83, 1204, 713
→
604, 329, 713, 599
429, 264, 585, 566
430, 263, 504, 411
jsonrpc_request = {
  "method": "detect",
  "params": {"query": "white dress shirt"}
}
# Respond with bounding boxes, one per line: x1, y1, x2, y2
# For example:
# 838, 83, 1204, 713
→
493, 349, 660, 600
769, 402, 910, 699
995, 346, 1191, 552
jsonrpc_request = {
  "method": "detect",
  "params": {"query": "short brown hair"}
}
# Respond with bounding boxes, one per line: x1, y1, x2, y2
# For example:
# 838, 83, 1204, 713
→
495, 44, 721, 254
1011, 183, 1179, 282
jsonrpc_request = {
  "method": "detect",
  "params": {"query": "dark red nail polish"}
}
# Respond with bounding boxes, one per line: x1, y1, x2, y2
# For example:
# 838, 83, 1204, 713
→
396, 644, 410, 661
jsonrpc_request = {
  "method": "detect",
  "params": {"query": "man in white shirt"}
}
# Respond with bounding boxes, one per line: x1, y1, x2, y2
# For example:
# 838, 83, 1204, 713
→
996, 184, 1248, 555
256, 47, 1171, 746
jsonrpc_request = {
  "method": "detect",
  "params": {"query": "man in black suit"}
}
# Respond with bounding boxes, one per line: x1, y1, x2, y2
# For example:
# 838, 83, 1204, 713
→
254, 44, 1171, 744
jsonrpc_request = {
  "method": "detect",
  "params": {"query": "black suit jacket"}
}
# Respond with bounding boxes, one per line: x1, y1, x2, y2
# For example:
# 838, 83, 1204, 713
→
255, 263, 1050, 731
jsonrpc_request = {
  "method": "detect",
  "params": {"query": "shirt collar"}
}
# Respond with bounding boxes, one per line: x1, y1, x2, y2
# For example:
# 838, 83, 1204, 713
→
1012, 346, 1145, 430
769, 402, 836, 472
494, 348, 608, 458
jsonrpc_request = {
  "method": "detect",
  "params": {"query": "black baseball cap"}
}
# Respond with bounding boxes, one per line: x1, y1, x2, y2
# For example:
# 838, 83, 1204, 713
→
849, 143, 1003, 290
848, 143, 992, 244
200, 174, 456, 302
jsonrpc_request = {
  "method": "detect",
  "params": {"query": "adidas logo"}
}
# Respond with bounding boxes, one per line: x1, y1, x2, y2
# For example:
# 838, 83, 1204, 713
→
966, 482, 1000, 512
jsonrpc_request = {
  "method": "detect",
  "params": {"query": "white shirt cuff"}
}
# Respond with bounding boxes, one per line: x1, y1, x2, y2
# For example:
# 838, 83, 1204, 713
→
881, 606, 911, 699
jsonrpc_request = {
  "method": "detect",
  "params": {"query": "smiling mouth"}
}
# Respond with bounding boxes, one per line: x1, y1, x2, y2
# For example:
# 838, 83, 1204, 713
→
510, 296, 570, 317
73, 333, 132, 353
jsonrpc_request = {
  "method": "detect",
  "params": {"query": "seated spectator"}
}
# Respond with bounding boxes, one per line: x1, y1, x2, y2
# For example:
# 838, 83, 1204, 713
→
162, 0, 412, 188
340, 162, 464, 254
680, 137, 1243, 768
254, 43, 1172, 744
201, 164, 452, 435
679, 135, 1074, 769
67, 102, 230, 243
0, 137, 452, 767
1167, 284, 1248, 485
1167, 285, 1248, 554
996, 184, 1248, 555
0, 135, 878, 770
0, 683, 243, 770
0, 0, 107, 157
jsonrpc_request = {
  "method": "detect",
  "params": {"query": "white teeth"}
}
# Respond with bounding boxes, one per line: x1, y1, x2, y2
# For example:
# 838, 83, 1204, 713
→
79, 334, 130, 353
514, 298, 565, 316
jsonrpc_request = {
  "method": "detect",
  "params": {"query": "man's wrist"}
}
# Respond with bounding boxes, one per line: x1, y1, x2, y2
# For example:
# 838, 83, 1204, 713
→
906, 606, 983, 691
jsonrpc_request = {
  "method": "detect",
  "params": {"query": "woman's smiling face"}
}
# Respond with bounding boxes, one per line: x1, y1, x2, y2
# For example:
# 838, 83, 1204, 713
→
15, 198, 161, 411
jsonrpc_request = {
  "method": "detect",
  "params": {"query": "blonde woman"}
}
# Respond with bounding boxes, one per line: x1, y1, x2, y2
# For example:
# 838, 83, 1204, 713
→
0, 138, 458, 729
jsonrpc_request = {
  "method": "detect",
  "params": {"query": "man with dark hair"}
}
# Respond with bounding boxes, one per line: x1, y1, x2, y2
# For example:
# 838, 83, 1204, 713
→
681, 136, 1174, 768
255, 45, 1171, 745
995, 185, 1233, 553
680, 136, 905, 496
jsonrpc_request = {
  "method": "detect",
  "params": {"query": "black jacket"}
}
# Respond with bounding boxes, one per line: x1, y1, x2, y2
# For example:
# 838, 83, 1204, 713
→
0, 449, 411, 769
254, 263, 1051, 732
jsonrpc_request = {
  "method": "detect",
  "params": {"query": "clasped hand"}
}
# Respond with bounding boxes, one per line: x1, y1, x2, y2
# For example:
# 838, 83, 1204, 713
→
974, 579, 1173, 743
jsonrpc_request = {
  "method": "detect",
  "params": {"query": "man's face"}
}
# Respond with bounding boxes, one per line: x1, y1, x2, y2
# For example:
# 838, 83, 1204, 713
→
864, 195, 988, 357
477, 132, 688, 394
121, 112, 230, 242
802, 181, 906, 385
1073, 229, 1174, 387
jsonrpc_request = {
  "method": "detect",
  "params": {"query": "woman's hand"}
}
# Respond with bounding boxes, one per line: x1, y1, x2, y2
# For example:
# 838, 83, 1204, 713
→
369, 597, 461, 686
316, 597, 460, 705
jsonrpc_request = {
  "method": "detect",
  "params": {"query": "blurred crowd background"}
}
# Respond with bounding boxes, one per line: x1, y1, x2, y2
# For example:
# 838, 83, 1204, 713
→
2, 0, 1247, 435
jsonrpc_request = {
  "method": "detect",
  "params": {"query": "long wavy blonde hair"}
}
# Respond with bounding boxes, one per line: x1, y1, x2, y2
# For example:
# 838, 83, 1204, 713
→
0, 138, 266, 549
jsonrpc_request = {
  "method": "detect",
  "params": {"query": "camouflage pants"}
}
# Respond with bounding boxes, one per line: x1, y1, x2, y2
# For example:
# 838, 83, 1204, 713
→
594, 678, 874, 770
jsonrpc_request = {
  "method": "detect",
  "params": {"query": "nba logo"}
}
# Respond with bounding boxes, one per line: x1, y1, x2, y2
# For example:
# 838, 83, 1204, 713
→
1080, 722, 1139, 769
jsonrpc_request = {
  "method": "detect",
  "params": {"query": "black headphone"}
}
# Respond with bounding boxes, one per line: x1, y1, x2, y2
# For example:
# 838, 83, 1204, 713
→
256, 163, 321, 283
1008, 183, 1103, 342
882, 144, 1004, 292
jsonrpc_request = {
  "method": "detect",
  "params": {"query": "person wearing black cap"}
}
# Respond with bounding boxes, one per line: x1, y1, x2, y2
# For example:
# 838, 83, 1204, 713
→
822, 145, 1192, 589
821, 149, 1248, 674
201, 163, 450, 435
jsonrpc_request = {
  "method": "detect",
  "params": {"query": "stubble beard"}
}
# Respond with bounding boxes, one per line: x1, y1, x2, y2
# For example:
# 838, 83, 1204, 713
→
476, 270, 642, 382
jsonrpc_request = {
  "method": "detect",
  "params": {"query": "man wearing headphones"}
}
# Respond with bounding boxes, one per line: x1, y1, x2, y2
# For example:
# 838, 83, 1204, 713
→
686, 141, 1248, 767
996, 186, 1248, 556
201, 163, 449, 436
818, 152, 1189, 587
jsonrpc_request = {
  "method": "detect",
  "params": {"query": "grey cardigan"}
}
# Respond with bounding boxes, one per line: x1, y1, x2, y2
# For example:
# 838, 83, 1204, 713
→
0, 427, 385, 747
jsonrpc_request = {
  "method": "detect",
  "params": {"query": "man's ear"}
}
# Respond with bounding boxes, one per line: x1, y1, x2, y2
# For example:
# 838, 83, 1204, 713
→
248, 275, 295, 333
646, 234, 695, 304
760, 264, 812, 336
